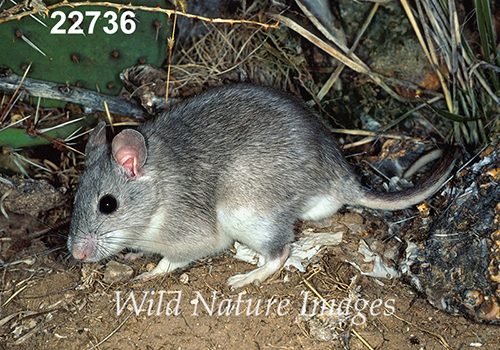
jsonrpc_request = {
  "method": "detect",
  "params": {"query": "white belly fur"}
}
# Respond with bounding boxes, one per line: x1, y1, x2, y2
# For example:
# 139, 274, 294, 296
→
300, 195, 343, 221
216, 207, 272, 252
141, 207, 167, 253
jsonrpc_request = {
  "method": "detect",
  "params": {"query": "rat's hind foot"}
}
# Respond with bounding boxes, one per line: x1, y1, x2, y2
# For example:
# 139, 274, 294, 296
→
228, 246, 290, 289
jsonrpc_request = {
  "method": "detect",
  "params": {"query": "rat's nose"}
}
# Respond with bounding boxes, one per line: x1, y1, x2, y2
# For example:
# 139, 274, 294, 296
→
69, 234, 99, 261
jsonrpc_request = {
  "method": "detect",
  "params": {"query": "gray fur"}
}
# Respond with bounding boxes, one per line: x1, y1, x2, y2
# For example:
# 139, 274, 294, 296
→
68, 84, 455, 288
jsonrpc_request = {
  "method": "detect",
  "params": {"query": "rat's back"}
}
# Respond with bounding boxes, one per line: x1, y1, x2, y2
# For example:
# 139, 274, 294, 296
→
139, 84, 357, 216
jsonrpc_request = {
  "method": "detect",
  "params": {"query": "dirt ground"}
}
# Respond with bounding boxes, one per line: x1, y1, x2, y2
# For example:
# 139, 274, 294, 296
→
1, 207, 499, 350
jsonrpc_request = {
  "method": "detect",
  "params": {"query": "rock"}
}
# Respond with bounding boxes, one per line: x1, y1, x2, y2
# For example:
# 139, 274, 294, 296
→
103, 260, 134, 283
0, 177, 66, 216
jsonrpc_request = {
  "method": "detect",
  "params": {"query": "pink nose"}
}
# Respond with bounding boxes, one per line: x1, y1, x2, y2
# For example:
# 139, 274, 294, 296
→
72, 247, 89, 261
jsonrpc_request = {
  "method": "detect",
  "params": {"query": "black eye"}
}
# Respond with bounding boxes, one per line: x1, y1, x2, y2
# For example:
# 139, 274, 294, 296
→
99, 195, 118, 214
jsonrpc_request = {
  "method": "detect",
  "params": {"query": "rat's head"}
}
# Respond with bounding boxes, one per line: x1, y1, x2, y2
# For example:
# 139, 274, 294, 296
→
68, 122, 155, 263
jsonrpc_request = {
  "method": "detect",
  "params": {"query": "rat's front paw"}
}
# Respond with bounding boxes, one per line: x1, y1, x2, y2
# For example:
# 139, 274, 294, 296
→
124, 252, 145, 261
133, 257, 191, 281
134, 270, 163, 281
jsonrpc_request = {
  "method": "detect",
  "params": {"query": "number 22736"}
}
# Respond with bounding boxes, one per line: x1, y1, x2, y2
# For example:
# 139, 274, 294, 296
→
50, 10, 136, 35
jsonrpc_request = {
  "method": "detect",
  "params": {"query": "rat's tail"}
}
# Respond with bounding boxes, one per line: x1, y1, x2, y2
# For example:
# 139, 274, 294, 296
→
354, 147, 457, 211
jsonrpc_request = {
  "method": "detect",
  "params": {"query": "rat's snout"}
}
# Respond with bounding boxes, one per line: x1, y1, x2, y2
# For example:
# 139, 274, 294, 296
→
68, 233, 100, 262
72, 245, 91, 261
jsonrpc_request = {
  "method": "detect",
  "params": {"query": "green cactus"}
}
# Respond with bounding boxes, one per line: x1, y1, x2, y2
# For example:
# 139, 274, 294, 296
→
0, 0, 170, 96
0, 114, 96, 148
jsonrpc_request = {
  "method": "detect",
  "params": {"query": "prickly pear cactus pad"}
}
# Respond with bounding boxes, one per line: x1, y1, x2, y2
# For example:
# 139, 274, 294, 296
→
0, 0, 170, 96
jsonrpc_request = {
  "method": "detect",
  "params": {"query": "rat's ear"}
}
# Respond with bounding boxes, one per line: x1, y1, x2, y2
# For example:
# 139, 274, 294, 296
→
111, 129, 147, 179
85, 122, 107, 155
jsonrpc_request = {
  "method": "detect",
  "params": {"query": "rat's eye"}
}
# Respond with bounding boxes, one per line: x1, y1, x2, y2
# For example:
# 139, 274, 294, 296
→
99, 195, 118, 214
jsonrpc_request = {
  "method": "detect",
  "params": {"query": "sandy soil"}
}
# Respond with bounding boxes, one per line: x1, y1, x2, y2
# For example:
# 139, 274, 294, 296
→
1, 209, 499, 350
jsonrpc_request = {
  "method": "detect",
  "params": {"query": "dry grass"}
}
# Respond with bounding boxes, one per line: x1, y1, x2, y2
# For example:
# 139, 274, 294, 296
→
168, 21, 312, 97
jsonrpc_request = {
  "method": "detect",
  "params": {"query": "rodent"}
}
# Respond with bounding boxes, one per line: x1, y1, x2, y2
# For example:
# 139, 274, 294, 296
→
67, 84, 456, 289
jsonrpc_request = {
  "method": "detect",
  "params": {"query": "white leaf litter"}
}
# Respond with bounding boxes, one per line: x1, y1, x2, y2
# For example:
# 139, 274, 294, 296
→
234, 229, 344, 272
348, 240, 399, 279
